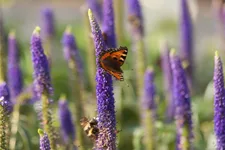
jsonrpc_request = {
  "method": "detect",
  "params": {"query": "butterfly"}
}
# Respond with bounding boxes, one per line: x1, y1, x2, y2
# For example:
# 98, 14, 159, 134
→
99, 46, 128, 81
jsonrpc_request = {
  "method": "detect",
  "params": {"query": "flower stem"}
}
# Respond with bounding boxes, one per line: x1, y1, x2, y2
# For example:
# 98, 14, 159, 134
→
68, 59, 84, 150
0, 106, 9, 150
114, 0, 125, 45
10, 91, 32, 150
143, 110, 155, 150
136, 38, 146, 97
41, 92, 56, 150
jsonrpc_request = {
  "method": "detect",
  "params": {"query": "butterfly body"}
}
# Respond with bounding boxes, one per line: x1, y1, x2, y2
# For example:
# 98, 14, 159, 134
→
99, 46, 128, 81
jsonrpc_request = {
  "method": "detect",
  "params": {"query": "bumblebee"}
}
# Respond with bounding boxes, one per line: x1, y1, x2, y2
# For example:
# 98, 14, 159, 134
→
80, 117, 99, 140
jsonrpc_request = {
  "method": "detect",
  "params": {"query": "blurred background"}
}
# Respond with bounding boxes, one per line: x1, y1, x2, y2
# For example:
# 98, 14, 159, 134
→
1, 0, 222, 149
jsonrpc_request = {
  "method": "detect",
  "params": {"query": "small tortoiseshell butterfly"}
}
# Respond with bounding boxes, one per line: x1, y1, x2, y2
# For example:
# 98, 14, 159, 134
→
99, 46, 128, 81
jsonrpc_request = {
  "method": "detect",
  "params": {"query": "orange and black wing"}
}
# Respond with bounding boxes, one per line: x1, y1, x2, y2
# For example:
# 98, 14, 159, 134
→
109, 46, 128, 66
99, 46, 128, 81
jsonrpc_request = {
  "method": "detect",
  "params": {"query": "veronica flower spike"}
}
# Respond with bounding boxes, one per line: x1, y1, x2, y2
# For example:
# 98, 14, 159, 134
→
126, 0, 144, 38
214, 51, 225, 149
38, 129, 51, 150
180, 0, 193, 86
58, 95, 75, 145
30, 26, 56, 150
86, 0, 102, 23
0, 81, 13, 150
7, 30, 23, 103
88, 9, 117, 149
142, 67, 156, 150
102, 0, 117, 48
170, 49, 193, 150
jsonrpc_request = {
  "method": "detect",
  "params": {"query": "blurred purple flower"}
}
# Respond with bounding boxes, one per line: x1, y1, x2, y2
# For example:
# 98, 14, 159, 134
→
7, 31, 23, 102
102, 0, 117, 48
41, 8, 55, 38
30, 26, 53, 98
58, 97, 75, 143
88, 9, 116, 149
86, 0, 102, 23
160, 43, 174, 121
170, 50, 193, 149
214, 51, 225, 149
142, 67, 156, 111
180, 0, 193, 81
61, 26, 84, 78
38, 129, 51, 150
0, 82, 12, 115
126, 0, 144, 38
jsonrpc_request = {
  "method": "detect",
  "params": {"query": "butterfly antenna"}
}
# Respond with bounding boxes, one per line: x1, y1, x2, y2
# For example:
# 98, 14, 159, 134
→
123, 78, 130, 88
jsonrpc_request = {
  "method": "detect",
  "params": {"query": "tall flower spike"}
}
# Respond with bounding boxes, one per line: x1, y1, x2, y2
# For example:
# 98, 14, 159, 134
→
86, 0, 102, 23
142, 67, 156, 111
88, 9, 117, 149
0, 82, 12, 150
7, 31, 23, 102
160, 42, 174, 121
58, 95, 75, 144
214, 51, 225, 149
142, 67, 156, 150
31, 27, 56, 150
30, 26, 53, 98
126, 0, 144, 38
62, 26, 85, 149
41, 8, 55, 38
170, 50, 193, 150
62, 26, 84, 79
102, 0, 117, 48
180, 0, 193, 85
38, 129, 51, 150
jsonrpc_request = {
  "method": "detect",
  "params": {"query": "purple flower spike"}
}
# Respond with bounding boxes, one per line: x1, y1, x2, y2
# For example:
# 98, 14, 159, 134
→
126, 0, 144, 38
180, 0, 193, 79
38, 129, 51, 150
86, 0, 102, 23
58, 96, 75, 143
160, 42, 174, 121
214, 51, 225, 149
0, 82, 13, 115
41, 8, 55, 38
7, 31, 23, 102
102, 0, 117, 48
142, 67, 156, 110
61, 26, 84, 78
170, 50, 193, 149
30, 26, 53, 98
88, 9, 116, 149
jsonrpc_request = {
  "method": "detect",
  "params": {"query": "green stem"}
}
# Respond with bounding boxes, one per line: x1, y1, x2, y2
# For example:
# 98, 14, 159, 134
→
68, 60, 85, 150
41, 92, 56, 150
115, 86, 123, 148
144, 110, 155, 150
136, 38, 146, 97
0, 7, 5, 81
133, 128, 144, 150
114, 0, 125, 45
9, 91, 32, 150
0, 106, 9, 150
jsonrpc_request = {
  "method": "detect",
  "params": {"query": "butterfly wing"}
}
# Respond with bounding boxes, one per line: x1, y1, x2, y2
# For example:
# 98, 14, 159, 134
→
99, 46, 128, 81
109, 46, 128, 66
